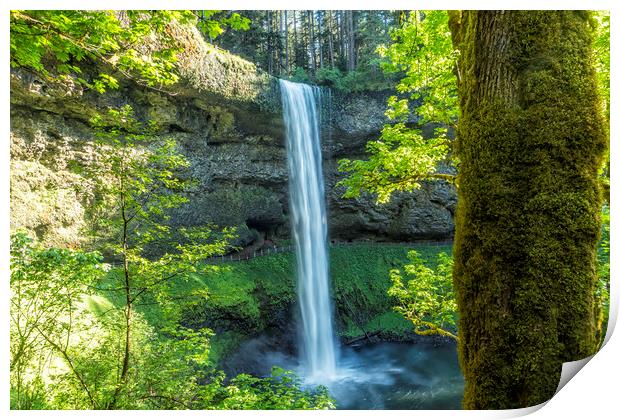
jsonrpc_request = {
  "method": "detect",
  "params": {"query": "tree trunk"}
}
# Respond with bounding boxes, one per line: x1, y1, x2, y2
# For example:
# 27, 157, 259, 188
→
327, 11, 334, 67
293, 10, 297, 68
346, 10, 355, 71
267, 11, 273, 74
284, 10, 289, 74
278, 11, 283, 76
448, 11, 607, 409
108, 198, 132, 409
308, 11, 316, 75
317, 11, 323, 69
339, 11, 345, 67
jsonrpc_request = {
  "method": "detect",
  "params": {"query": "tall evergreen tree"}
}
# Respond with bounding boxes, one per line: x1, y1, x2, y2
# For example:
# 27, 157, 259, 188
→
448, 10, 607, 408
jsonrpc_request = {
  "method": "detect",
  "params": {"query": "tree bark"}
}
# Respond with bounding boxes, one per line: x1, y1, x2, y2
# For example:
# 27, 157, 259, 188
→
284, 10, 289, 74
327, 11, 334, 67
317, 11, 323, 69
449, 11, 607, 409
108, 192, 132, 409
346, 10, 355, 71
278, 11, 283, 75
293, 10, 298, 68
339, 11, 345, 67
267, 11, 273, 74
308, 11, 316, 75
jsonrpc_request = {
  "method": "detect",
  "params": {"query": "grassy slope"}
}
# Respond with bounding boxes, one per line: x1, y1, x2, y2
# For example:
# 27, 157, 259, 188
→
178, 244, 453, 364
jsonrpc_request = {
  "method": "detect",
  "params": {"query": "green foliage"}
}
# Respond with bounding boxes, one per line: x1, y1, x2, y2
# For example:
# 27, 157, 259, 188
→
88, 105, 232, 266
214, 10, 397, 88
195, 11, 251, 39
388, 251, 457, 340
9, 232, 330, 409
206, 331, 247, 366
338, 123, 451, 203
314, 67, 344, 87
180, 252, 295, 341
314, 67, 394, 92
593, 11, 610, 121
10, 231, 106, 409
289, 66, 312, 83
292, 65, 389, 92
338, 11, 457, 203
594, 205, 610, 347
330, 244, 452, 340
330, 244, 410, 336
10, 10, 196, 92
347, 312, 413, 339
380, 11, 458, 125
179, 244, 452, 350
86, 105, 236, 408
592, 11, 610, 197
183, 270, 263, 334
196, 10, 251, 41
9, 234, 196, 408
206, 367, 334, 409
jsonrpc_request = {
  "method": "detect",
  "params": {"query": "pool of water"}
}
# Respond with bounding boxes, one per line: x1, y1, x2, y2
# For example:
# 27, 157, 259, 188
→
226, 339, 464, 409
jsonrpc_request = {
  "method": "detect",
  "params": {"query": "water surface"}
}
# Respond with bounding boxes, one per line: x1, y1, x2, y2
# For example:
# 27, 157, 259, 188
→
328, 342, 464, 409
227, 339, 464, 410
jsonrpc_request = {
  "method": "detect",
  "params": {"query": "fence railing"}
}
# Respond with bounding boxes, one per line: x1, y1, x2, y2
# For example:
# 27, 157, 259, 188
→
203, 239, 454, 265
104, 239, 454, 268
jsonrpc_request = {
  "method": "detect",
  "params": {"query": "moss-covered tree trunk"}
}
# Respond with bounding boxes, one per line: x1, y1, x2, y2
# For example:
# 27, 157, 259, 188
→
448, 11, 607, 409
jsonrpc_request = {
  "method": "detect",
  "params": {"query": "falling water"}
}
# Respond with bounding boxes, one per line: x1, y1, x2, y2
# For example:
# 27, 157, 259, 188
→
279, 79, 337, 380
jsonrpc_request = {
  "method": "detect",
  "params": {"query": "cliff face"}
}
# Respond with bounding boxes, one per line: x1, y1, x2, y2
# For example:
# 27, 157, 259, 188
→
10, 23, 455, 249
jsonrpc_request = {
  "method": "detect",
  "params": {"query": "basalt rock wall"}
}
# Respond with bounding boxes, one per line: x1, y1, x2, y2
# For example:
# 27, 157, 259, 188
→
10, 22, 455, 249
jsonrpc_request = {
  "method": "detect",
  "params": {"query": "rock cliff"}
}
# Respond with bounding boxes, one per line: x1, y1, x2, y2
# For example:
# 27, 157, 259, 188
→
10, 22, 455, 249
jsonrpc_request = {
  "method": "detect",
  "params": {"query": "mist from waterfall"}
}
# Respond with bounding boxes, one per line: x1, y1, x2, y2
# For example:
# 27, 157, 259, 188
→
279, 79, 337, 381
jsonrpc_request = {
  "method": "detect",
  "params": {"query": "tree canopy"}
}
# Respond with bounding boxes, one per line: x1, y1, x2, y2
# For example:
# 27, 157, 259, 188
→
10, 10, 197, 92
10, 10, 250, 93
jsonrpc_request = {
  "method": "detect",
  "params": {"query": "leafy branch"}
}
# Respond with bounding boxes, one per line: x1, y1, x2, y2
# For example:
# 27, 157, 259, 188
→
388, 250, 458, 341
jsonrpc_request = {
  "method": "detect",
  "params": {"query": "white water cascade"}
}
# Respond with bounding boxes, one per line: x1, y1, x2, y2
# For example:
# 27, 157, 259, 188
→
279, 79, 337, 381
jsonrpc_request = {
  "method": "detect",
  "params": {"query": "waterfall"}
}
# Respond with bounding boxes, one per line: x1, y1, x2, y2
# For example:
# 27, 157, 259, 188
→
279, 79, 337, 380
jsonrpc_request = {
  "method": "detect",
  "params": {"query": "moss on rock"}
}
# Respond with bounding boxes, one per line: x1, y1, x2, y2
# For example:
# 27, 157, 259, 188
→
177, 244, 452, 365
169, 23, 280, 113
10, 160, 89, 247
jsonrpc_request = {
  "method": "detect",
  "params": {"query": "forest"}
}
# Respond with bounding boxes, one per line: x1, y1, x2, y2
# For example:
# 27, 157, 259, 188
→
9, 9, 610, 410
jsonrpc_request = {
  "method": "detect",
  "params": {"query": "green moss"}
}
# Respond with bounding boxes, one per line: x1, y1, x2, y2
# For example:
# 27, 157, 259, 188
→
330, 244, 452, 340
174, 24, 280, 113
94, 244, 453, 367
181, 269, 263, 334
178, 253, 295, 345
208, 330, 248, 366
176, 244, 452, 364
341, 312, 412, 340
451, 11, 607, 409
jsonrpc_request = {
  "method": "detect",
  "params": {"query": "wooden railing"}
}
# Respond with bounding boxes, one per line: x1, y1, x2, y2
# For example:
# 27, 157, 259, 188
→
105, 239, 454, 268
203, 239, 454, 265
